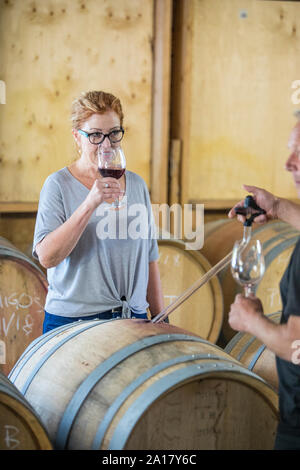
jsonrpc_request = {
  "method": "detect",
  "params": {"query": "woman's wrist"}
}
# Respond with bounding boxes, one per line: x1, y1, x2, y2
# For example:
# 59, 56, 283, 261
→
82, 196, 100, 215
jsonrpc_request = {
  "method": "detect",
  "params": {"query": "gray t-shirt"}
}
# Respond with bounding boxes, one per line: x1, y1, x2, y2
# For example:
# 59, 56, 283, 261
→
33, 168, 159, 317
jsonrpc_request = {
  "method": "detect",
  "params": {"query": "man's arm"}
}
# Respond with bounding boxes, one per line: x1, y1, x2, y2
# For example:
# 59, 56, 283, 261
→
276, 198, 300, 231
229, 294, 300, 363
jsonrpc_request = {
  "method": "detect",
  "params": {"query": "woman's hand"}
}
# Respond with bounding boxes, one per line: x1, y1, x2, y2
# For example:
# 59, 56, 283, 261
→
228, 184, 280, 225
228, 293, 264, 334
85, 177, 125, 210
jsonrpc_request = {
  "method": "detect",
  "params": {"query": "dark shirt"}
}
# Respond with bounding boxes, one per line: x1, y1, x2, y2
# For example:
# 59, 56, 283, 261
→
277, 237, 300, 443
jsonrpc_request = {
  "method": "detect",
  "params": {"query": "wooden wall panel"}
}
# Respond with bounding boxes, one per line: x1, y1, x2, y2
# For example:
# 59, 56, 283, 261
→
175, 0, 300, 207
151, 0, 172, 204
0, 213, 36, 257
0, 0, 154, 202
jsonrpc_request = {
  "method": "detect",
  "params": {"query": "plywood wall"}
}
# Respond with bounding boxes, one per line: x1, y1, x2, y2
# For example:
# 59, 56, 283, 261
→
174, 0, 300, 207
0, 0, 154, 202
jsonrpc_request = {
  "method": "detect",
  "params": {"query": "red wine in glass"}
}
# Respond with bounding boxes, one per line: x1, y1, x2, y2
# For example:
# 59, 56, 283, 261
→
98, 168, 125, 179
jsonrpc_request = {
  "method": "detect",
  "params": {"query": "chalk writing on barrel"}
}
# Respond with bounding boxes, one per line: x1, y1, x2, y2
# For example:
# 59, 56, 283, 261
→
265, 287, 280, 308
0, 313, 34, 337
4, 425, 20, 450
159, 253, 182, 266
0, 292, 43, 338
164, 295, 178, 305
0, 340, 5, 364
0, 292, 44, 313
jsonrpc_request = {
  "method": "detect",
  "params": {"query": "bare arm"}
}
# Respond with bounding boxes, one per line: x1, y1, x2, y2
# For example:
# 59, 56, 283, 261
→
36, 177, 123, 268
228, 184, 300, 231
229, 294, 300, 363
36, 200, 95, 268
147, 261, 164, 318
276, 197, 300, 231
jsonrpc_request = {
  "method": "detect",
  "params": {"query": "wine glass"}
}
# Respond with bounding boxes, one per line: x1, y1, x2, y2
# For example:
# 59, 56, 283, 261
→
97, 146, 126, 208
231, 238, 265, 297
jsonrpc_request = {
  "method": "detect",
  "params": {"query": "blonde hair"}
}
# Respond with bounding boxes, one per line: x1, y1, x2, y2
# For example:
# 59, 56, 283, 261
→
71, 91, 124, 129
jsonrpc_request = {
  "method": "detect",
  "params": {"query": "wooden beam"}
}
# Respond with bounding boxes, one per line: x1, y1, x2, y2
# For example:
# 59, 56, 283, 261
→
0, 202, 38, 213
170, 0, 193, 206
189, 199, 300, 211
150, 0, 173, 204
169, 138, 181, 205
189, 200, 240, 211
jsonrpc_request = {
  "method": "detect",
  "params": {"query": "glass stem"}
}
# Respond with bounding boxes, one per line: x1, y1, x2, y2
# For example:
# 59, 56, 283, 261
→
244, 285, 254, 297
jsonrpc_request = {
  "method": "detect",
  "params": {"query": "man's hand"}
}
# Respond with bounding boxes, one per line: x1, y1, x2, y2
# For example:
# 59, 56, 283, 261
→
228, 293, 264, 334
228, 184, 280, 225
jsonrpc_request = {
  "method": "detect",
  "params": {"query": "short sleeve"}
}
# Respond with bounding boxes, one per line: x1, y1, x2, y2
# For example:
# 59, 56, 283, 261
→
32, 176, 66, 259
149, 237, 159, 262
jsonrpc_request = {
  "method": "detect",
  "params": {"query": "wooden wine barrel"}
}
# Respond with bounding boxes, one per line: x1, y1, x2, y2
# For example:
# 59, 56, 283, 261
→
201, 218, 244, 264
255, 223, 299, 312
199, 220, 299, 343
0, 371, 52, 449
224, 312, 281, 391
0, 236, 48, 375
157, 238, 223, 343
9, 319, 278, 450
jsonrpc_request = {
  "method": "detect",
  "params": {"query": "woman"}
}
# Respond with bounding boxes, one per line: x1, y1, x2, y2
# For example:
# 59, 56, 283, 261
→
33, 91, 164, 333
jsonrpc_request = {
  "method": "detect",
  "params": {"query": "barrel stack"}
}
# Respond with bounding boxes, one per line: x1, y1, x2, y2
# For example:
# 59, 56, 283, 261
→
0, 221, 284, 450
1, 0, 300, 453
9, 318, 278, 450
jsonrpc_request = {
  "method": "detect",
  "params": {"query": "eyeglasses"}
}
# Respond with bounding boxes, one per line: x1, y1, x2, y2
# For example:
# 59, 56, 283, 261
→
78, 127, 125, 145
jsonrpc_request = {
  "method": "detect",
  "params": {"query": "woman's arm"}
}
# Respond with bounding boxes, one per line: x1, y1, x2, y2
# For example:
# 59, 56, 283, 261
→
36, 177, 123, 269
147, 261, 164, 318
36, 199, 95, 268
229, 294, 300, 363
